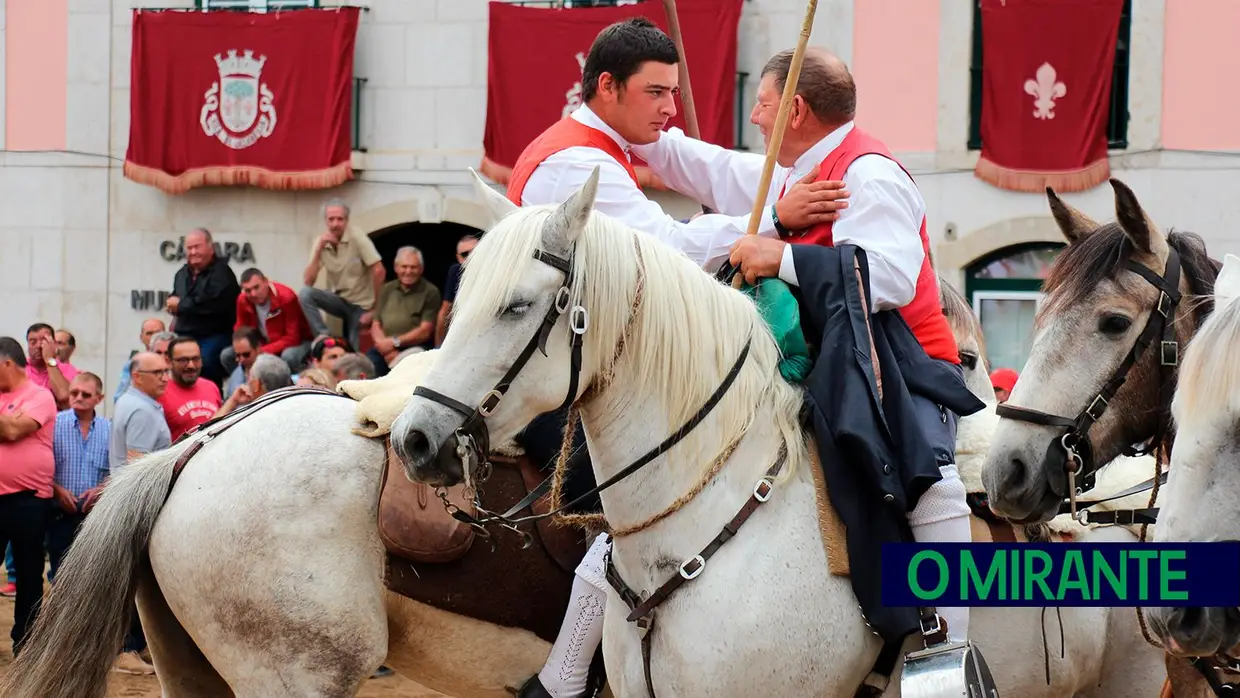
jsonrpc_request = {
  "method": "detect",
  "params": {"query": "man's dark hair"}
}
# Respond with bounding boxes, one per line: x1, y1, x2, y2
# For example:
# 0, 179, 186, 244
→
167, 336, 201, 359
0, 337, 27, 368
232, 326, 264, 351
59, 330, 76, 348
582, 17, 679, 103
26, 323, 54, 339
761, 49, 856, 124
240, 267, 266, 284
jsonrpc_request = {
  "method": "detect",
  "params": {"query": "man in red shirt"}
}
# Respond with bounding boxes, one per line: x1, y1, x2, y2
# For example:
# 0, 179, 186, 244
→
159, 337, 223, 442
220, 268, 314, 375
0, 336, 56, 655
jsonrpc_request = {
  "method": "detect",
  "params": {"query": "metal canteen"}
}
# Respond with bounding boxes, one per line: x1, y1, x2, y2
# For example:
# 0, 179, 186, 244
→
901, 640, 1001, 698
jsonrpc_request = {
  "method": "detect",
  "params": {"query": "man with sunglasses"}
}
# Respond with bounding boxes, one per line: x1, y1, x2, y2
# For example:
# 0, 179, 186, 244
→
435, 234, 480, 348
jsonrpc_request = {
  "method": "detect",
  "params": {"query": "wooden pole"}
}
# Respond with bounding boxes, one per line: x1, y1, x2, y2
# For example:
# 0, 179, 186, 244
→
732, 0, 819, 289
660, 0, 713, 215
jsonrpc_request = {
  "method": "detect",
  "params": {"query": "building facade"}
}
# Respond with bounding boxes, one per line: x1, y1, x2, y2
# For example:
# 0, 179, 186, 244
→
1, 0, 1237, 412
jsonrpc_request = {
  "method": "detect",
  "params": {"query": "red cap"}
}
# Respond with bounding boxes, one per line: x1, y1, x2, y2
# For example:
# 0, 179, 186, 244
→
990, 368, 1019, 393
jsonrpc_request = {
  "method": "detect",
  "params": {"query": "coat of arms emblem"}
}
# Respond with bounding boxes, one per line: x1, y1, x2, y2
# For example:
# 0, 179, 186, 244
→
200, 49, 278, 149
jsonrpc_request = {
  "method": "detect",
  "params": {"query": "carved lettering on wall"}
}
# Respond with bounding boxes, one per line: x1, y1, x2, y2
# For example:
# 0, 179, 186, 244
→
131, 290, 172, 312
159, 238, 256, 264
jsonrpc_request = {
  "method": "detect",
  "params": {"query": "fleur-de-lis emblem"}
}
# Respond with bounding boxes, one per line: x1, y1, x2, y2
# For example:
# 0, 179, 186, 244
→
1024, 62, 1066, 120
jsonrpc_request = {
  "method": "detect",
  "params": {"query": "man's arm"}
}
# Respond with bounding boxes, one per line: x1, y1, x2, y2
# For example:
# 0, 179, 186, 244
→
528, 148, 781, 271
630, 127, 769, 216
0, 413, 39, 442
778, 157, 925, 311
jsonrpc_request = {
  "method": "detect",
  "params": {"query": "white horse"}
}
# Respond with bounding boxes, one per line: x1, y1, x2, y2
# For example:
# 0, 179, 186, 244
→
388, 168, 1167, 697
1140, 252, 1240, 693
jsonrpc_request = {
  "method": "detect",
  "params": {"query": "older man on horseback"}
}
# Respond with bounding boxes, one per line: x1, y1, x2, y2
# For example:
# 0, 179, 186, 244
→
631, 42, 985, 671
504, 17, 850, 698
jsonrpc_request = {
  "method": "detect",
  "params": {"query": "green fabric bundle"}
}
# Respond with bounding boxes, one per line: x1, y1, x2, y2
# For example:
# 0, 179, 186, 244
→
740, 277, 812, 383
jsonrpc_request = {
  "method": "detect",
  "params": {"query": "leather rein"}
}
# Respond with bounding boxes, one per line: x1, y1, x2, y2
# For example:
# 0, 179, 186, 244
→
994, 246, 1182, 521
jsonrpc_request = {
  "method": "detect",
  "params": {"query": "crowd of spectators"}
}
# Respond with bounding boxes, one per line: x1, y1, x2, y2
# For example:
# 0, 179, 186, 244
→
0, 196, 479, 676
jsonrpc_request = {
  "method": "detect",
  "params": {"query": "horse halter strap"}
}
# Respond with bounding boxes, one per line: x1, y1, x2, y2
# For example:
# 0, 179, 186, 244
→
412, 247, 586, 466
995, 246, 1182, 500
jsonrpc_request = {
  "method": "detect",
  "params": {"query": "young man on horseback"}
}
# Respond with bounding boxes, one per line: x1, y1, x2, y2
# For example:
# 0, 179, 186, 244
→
631, 43, 980, 660
504, 18, 850, 698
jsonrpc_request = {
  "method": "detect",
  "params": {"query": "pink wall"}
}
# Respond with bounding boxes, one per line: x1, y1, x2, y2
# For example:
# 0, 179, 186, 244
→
1162, 0, 1240, 150
851, 0, 939, 152
6, 0, 68, 150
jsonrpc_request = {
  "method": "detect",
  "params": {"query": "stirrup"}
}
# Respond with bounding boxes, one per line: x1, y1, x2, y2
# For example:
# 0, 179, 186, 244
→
901, 639, 1001, 698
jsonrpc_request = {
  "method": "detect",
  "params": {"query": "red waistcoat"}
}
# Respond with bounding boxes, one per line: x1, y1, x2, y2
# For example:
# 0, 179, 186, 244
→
505, 117, 639, 205
788, 127, 959, 365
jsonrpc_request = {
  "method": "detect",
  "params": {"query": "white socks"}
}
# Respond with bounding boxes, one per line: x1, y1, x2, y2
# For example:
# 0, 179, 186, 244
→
538, 533, 611, 698
908, 463, 972, 643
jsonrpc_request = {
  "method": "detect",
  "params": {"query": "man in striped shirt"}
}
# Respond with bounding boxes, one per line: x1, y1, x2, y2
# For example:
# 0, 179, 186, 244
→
49, 372, 110, 582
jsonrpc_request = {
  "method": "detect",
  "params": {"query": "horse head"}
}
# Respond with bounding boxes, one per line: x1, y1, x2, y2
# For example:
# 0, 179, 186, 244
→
981, 178, 1219, 524
1143, 253, 1240, 659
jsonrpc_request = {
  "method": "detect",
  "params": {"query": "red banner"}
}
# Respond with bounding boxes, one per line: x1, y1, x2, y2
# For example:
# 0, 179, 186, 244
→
124, 8, 360, 195
974, 0, 1123, 193
481, 0, 742, 189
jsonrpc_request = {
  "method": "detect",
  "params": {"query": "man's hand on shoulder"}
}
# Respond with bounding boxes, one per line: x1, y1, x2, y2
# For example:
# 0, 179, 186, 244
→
774, 165, 850, 231
729, 236, 787, 286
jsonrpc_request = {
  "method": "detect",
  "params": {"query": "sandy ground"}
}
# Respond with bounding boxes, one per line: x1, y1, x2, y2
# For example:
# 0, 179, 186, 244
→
0, 594, 446, 697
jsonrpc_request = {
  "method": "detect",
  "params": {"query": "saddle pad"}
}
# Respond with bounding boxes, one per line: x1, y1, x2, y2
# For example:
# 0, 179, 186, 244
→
806, 438, 851, 577
334, 348, 525, 457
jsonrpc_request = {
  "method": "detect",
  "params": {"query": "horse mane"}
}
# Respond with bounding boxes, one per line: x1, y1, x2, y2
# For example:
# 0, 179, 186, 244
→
1172, 292, 1240, 429
1038, 225, 1221, 329
452, 205, 809, 478
938, 275, 986, 361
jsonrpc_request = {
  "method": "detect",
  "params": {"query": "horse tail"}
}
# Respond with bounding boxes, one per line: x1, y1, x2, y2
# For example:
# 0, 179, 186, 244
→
0, 437, 197, 698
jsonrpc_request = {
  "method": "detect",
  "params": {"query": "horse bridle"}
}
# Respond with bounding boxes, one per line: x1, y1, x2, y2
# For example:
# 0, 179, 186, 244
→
994, 246, 1182, 511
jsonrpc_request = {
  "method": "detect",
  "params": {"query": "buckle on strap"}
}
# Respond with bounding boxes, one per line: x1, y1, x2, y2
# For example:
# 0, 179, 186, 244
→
754, 477, 774, 503
1161, 340, 1179, 366
679, 555, 705, 580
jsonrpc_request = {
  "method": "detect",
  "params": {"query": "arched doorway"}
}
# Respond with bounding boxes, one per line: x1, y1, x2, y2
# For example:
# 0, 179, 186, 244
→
370, 221, 482, 296
965, 242, 1064, 371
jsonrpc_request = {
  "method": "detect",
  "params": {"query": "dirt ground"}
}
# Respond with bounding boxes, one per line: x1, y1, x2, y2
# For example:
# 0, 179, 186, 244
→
0, 595, 445, 697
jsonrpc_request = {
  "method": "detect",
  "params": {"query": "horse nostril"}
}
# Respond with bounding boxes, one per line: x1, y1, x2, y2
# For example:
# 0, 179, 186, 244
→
1175, 607, 1205, 633
1005, 456, 1028, 488
402, 429, 433, 470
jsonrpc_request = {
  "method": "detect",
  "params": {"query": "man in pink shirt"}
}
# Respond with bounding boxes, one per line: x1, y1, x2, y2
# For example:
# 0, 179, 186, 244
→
159, 336, 223, 442
25, 323, 77, 411
0, 336, 56, 656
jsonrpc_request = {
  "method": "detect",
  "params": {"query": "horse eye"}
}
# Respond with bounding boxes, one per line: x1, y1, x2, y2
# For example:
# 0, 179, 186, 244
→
503, 301, 531, 316
1098, 314, 1132, 336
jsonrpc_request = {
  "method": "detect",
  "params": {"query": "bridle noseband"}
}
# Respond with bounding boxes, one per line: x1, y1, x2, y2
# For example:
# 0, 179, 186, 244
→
995, 246, 1182, 511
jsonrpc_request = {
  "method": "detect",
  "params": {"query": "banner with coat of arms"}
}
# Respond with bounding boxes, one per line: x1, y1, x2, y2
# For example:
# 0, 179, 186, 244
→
973, 0, 1124, 193
124, 7, 360, 195
481, 0, 743, 189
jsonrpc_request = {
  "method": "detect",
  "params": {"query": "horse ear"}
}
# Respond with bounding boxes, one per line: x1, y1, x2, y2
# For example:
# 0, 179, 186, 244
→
543, 166, 600, 250
1045, 187, 1098, 244
1216, 253, 1240, 311
1110, 178, 1170, 260
469, 168, 518, 227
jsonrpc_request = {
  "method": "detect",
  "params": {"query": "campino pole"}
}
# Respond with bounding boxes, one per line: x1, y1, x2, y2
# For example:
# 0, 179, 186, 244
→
732, 0, 820, 290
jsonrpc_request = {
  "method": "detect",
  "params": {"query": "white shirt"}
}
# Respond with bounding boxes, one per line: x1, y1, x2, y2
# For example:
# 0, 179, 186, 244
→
631, 122, 927, 311
519, 106, 781, 271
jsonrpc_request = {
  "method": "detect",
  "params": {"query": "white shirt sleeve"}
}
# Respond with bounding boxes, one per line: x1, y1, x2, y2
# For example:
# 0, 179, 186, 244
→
629, 127, 775, 216
776, 155, 926, 312
522, 146, 780, 271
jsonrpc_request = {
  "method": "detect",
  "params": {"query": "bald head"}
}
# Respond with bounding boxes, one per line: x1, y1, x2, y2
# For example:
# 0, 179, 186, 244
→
761, 47, 856, 126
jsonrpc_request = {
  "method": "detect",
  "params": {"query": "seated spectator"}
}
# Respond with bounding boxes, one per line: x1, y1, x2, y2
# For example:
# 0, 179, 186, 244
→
333, 353, 376, 383
309, 336, 351, 375
298, 199, 384, 350
990, 368, 1019, 404
222, 268, 313, 375
223, 327, 264, 397
216, 354, 293, 416
0, 336, 56, 658
54, 330, 76, 364
26, 323, 78, 411
296, 368, 337, 390
435, 233, 480, 347
49, 373, 109, 582
114, 318, 165, 403
367, 246, 440, 377
159, 337, 222, 443
166, 228, 240, 386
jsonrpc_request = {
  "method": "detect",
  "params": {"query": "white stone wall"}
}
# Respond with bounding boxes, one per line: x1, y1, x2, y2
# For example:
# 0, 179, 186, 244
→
2, 0, 1239, 416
